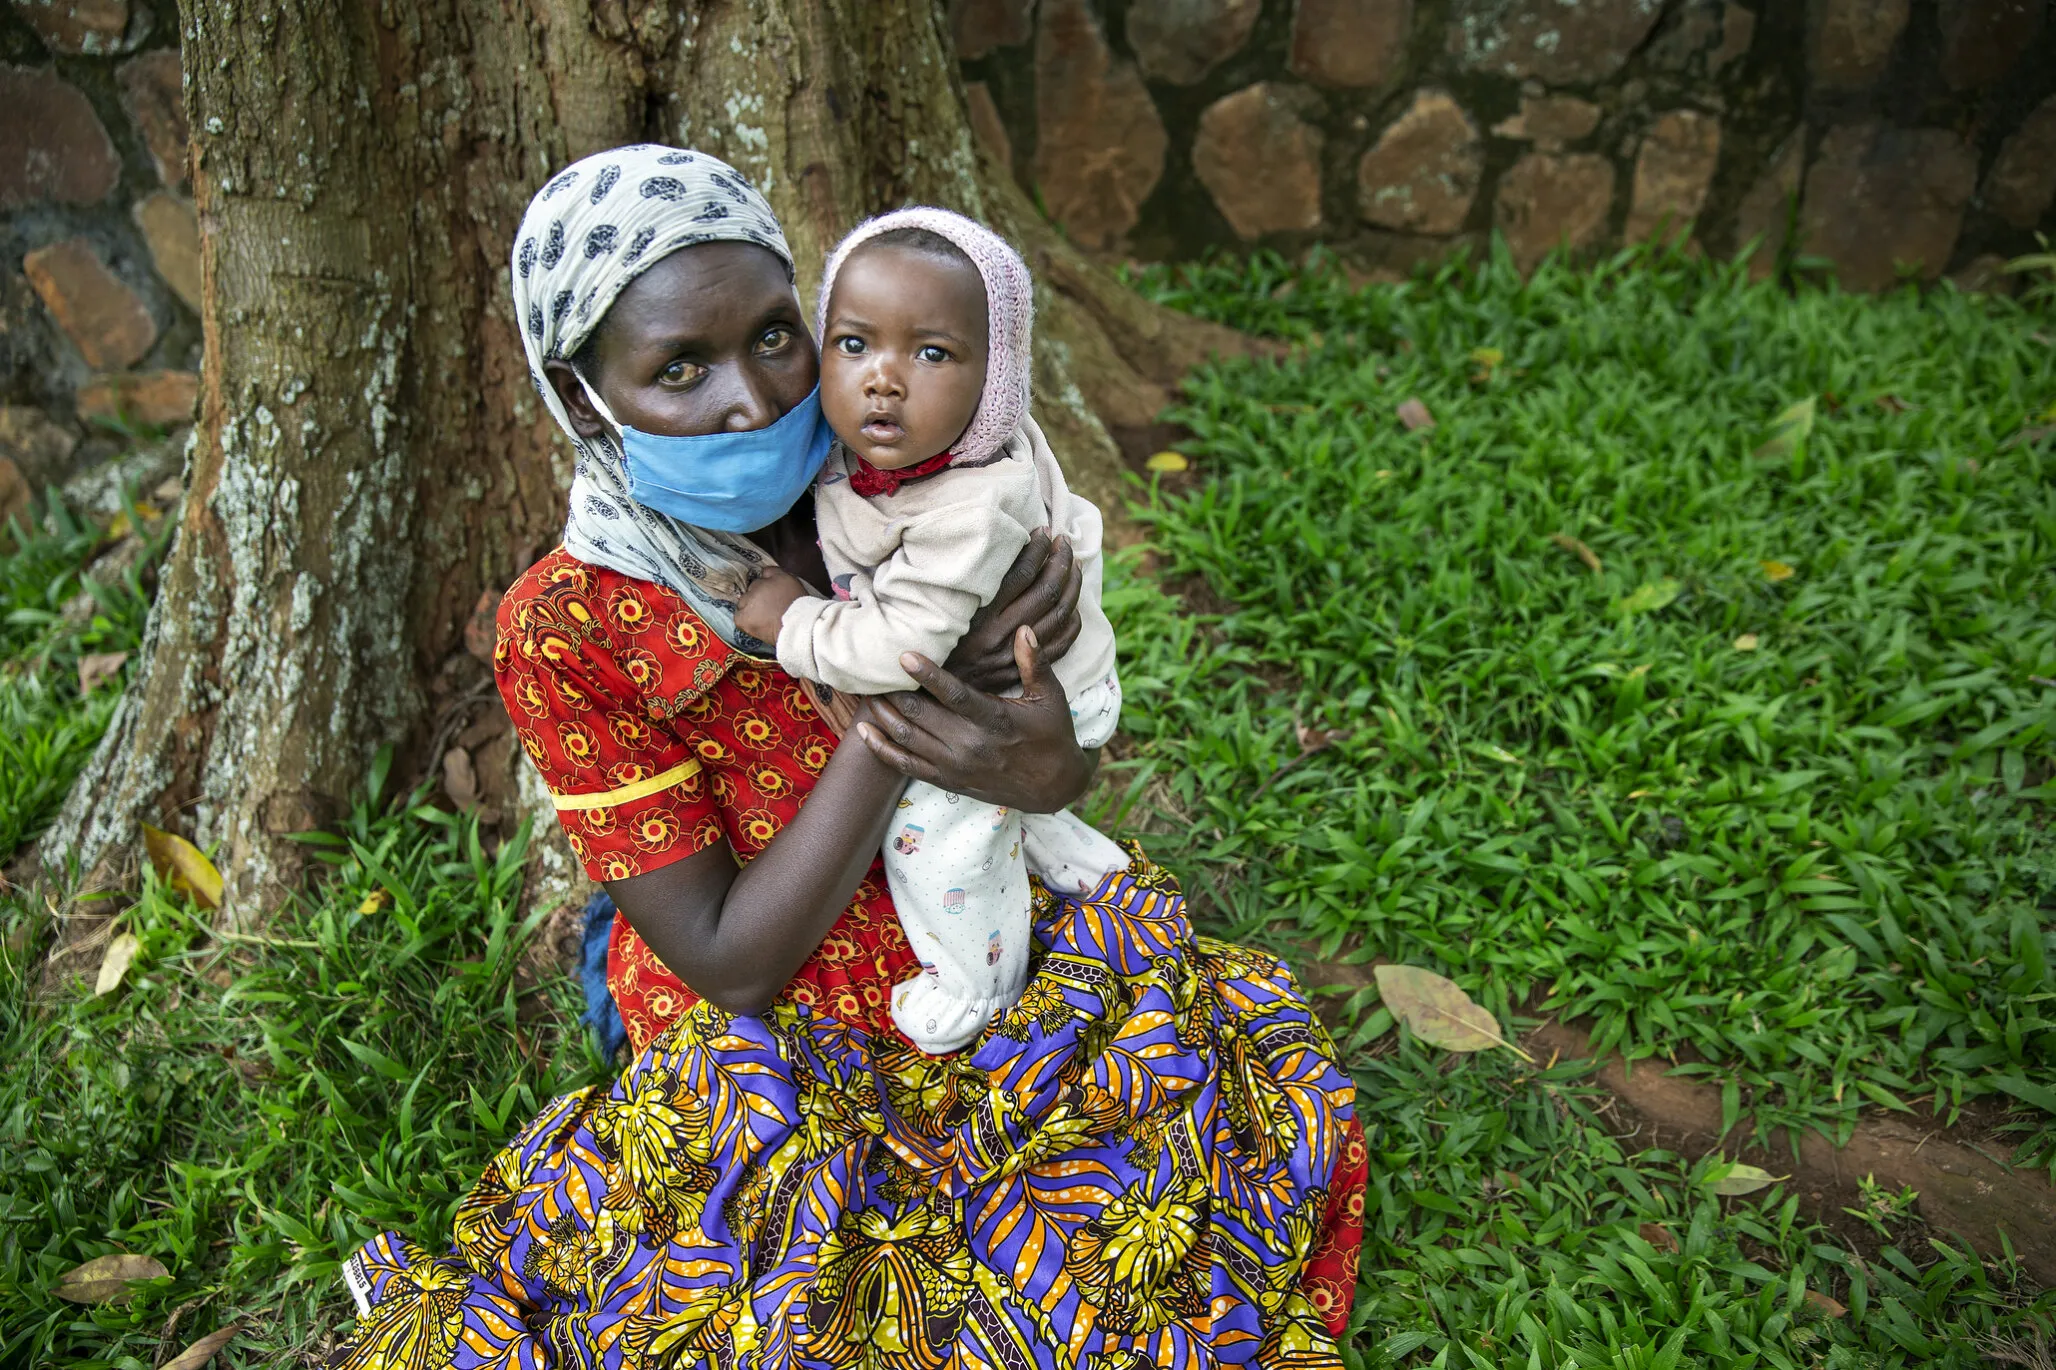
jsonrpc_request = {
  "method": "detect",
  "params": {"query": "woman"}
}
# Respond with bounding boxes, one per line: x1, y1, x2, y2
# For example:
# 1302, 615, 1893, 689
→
335, 146, 1365, 1368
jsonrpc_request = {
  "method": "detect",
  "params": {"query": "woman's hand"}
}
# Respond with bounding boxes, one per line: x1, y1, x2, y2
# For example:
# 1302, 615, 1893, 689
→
944, 530, 1084, 694
858, 626, 1096, 812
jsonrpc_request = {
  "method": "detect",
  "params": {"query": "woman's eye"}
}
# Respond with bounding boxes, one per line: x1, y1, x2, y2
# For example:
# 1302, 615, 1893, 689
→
836, 336, 866, 355
759, 327, 792, 353
659, 360, 705, 385
917, 345, 951, 364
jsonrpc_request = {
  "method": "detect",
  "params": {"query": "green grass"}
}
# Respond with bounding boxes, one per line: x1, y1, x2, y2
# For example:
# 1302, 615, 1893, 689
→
1, 500, 160, 857
1089, 241, 2056, 1361
0, 783, 600, 1366
4, 247, 2053, 1366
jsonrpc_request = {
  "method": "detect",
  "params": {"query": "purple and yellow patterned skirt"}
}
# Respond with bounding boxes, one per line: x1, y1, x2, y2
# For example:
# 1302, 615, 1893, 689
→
333, 857, 1360, 1368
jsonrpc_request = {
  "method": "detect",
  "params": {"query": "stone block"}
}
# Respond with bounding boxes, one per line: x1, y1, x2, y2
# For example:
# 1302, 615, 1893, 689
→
76, 370, 198, 428
1984, 93, 2056, 230
1359, 88, 1483, 235
964, 81, 1012, 175
22, 238, 157, 370
1800, 123, 1976, 291
1626, 110, 1721, 241
1647, 0, 1725, 72
952, 0, 1033, 60
1447, 0, 1666, 85
1811, 0, 1909, 92
1034, 0, 1167, 251
1129, 0, 1260, 85
1734, 130, 1803, 279
1938, 0, 2041, 90
1948, 254, 2016, 297
118, 50, 188, 189
134, 191, 202, 312
1490, 93, 1601, 152
14, 0, 136, 54
0, 405, 78, 490
1712, 3, 1755, 70
1194, 82, 1324, 240
1494, 151, 1616, 273
0, 65, 119, 210
1289, 0, 1413, 89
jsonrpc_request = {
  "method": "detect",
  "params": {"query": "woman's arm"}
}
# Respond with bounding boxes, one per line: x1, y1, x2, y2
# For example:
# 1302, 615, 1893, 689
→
606, 534, 1090, 1013
605, 700, 906, 1015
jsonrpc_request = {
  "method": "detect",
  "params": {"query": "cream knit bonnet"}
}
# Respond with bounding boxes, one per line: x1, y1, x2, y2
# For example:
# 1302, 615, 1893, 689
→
814, 207, 1033, 465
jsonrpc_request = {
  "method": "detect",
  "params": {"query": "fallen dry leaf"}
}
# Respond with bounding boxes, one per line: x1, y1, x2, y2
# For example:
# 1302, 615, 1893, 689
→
1639, 1221, 1680, 1254
94, 932, 139, 997
358, 888, 391, 915
163, 1325, 239, 1370
1734, 633, 1760, 651
54, 1252, 168, 1305
1875, 394, 1912, 414
1804, 1288, 1848, 1319
442, 747, 479, 808
1144, 450, 1189, 473
1760, 559, 1795, 582
1614, 579, 1682, 616
1395, 398, 1435, 432
76, 650, 128, 695
1374, 964, 1535, 1061
1549, 533, 1602, 574
1753, 396, 1816, 460
142, 825, 224, 910
1707, 1161, 1786, 1196
1294, 719, 1351, 755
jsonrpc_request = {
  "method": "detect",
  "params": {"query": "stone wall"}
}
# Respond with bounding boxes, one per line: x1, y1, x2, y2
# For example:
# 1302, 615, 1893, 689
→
2, 0, 195, 526
957, 0, 2056, 288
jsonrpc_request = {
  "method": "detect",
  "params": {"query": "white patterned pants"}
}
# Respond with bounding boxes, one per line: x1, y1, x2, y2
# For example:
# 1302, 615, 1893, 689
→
886, 675, 1125, 1054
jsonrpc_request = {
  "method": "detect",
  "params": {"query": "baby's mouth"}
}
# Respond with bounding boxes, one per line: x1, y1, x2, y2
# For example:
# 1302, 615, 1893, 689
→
860, 412, 904, 443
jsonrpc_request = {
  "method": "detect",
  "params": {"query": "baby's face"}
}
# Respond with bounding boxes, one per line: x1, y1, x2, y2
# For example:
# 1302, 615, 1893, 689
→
820, 242, 988, 470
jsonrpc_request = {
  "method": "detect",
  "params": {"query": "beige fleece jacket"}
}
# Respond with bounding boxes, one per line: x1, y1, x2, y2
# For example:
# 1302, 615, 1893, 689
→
777, 415, 1118, 699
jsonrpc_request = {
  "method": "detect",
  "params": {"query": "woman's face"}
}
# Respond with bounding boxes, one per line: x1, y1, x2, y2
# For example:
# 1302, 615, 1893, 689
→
546, 241, 818, 440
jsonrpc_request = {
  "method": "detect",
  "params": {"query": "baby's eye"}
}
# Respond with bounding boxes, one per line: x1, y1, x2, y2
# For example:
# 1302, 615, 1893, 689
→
835, 336, 867, 355
758, 326, 793, 354
659, 359, 707, 386
916, 345, 952, 364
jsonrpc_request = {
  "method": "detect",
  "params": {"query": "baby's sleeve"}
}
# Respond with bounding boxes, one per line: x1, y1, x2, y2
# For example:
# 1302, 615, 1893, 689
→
777, 502, 1034, 694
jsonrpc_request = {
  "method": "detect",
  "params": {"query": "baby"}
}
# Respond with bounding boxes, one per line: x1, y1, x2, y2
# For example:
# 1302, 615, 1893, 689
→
736, 208, 1126, 1055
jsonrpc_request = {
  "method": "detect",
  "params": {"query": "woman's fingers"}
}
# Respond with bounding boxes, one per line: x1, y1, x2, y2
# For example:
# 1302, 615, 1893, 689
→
854, 720, 948, 787
1030, 556, 1085, 662
898, 650, 983, 719
1012, 625, 1044, 695
985, 527, 1053, 618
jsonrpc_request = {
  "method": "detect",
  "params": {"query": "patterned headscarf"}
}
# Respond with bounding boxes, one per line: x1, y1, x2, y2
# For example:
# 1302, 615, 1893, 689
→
511, 144, 796, 649
815, 207, 1034, 465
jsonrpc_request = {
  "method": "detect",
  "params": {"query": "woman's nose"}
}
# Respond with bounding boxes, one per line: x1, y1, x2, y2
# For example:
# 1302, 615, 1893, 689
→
719, 366, 783, 432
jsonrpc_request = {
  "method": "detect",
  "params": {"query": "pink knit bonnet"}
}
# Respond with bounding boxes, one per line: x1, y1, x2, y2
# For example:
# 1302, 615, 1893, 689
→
815, 207, 1033, 465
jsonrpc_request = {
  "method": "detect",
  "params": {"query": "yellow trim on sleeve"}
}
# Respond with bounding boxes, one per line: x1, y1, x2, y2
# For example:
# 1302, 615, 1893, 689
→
550, 759, 703, 812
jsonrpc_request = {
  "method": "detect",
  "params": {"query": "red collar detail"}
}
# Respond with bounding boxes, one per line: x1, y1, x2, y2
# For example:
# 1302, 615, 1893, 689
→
847, 449, 955, 498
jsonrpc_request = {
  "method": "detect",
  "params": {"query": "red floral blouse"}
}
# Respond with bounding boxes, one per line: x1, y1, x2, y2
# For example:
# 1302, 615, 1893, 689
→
493, 548, 917, 1052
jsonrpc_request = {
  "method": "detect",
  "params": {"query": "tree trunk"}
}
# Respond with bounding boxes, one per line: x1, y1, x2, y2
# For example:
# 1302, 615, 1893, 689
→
42, 0, 1250, 921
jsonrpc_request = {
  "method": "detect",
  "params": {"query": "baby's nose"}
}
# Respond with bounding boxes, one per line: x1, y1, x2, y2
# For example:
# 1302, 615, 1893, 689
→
863, 360, 904, 397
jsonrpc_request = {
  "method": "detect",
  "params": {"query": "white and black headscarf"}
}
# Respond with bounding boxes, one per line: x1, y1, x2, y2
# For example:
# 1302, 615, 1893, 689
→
511, 144, 796, 649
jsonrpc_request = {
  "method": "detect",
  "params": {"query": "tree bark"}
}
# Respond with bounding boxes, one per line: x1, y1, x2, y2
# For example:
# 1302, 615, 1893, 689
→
42, 0, 1250, 921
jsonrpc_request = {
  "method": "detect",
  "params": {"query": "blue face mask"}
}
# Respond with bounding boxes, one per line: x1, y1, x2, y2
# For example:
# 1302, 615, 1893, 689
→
582, 379, 833, 534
